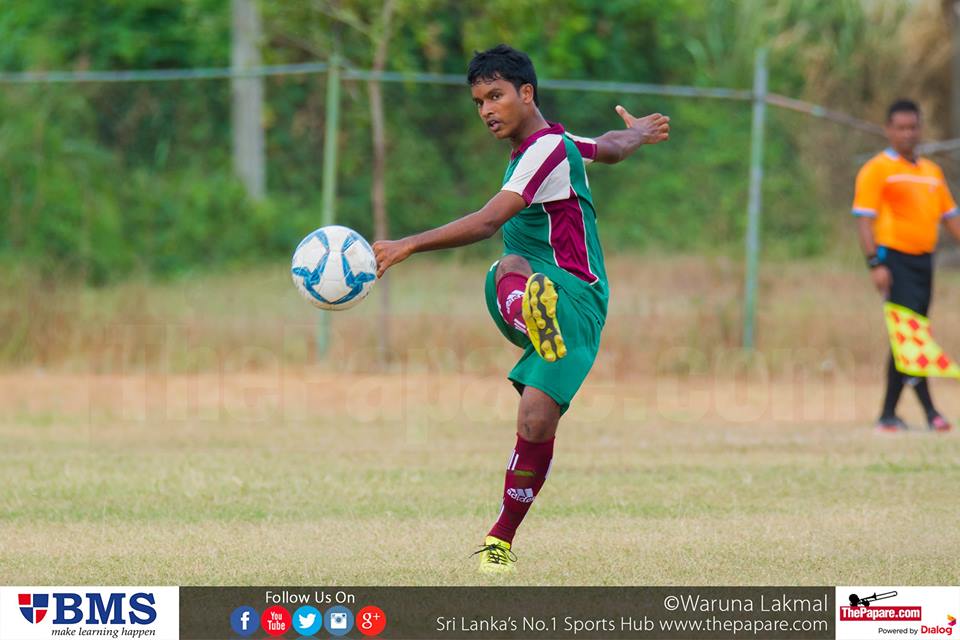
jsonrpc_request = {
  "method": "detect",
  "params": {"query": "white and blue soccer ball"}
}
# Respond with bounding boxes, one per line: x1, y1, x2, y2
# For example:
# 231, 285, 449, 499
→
291, 225, 377, 310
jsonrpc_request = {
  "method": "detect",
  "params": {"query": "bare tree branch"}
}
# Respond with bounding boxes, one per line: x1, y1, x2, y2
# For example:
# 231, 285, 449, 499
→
369, 0, 397, 364
310, 0, 373, 40
268, 33, 325, 59
372, 0, 396, 69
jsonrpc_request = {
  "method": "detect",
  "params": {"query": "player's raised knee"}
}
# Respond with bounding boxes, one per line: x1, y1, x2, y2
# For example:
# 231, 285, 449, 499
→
496, 254, 532, 281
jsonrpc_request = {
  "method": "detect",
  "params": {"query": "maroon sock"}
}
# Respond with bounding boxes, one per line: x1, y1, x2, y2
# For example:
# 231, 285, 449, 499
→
488, 434, 554, 544
496, 273, 528, 335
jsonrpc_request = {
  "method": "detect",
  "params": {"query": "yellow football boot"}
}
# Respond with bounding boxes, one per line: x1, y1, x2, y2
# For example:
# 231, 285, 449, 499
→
473, 536, 517, 574
522, 273, 566, 362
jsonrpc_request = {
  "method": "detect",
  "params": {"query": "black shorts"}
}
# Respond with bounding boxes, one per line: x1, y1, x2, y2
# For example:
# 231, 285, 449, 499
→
882, 247, 933, 315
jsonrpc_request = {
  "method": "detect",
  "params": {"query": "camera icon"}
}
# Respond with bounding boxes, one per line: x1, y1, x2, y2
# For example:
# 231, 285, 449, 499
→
330, 612, 348, 629
324, 606, 354, 636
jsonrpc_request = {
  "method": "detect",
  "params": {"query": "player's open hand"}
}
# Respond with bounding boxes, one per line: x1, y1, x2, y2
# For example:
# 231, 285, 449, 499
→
616, 106, 670, 145
373, 239, 413, 278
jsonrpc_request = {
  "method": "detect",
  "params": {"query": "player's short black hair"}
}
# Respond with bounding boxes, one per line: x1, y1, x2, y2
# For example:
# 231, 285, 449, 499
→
467, 44, 540, 107
887, 99, 920, 122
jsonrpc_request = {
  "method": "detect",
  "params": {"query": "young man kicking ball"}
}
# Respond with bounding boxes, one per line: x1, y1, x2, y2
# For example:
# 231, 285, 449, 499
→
373, 44, 669, 572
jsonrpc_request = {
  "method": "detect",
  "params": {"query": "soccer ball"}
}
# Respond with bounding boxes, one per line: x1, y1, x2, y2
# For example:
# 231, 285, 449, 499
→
291, 225, 377, 310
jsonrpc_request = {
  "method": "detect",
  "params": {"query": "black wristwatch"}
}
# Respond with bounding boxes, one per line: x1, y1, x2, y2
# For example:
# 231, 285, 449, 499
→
866, 254, 884, 269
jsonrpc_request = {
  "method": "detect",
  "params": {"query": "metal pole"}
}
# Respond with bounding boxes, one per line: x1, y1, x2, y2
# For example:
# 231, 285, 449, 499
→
317, 51, 342, 359
230, 0, 266, 200
321, 53, 341, 229
743, 48, 767, 350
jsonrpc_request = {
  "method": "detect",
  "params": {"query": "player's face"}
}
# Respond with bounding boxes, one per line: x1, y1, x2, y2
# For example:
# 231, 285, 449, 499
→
471, 78, 531, 140
886, 111, 920, 157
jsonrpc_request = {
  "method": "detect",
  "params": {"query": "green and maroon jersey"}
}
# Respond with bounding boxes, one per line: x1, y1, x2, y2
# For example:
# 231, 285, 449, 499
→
500, 122, 609, 321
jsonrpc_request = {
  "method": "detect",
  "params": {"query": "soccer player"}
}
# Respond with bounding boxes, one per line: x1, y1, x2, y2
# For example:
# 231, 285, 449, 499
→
852, 99, 960, 432
373, 44, 669, 572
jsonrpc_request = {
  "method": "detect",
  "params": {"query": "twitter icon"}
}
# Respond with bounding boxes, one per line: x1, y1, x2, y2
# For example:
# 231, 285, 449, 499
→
292, 605, 323, 637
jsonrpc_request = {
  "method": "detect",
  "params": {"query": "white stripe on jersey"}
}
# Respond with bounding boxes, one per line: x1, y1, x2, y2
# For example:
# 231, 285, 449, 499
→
502, 135, 571, 205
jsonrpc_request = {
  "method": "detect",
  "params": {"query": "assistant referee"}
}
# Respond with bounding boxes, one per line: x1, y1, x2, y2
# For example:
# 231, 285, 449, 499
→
852, 99, 960, 432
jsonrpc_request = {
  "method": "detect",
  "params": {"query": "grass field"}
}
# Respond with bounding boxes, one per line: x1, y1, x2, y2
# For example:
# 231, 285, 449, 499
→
1, 256, 959, 585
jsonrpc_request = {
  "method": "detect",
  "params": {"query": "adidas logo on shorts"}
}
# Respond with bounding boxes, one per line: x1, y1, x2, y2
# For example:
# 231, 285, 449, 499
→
506, 487, 535, 503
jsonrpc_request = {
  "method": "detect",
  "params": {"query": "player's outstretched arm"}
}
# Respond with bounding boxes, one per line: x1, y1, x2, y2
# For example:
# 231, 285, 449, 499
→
373, 190, 526, 277
593, 106, 670, 164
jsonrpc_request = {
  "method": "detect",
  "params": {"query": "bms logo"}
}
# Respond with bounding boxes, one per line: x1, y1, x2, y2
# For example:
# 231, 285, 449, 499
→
18, 594, 48, 624
15, 592, 157, 625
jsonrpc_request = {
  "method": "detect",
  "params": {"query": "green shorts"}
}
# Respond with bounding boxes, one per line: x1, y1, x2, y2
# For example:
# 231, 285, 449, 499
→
484, 260, 605, 414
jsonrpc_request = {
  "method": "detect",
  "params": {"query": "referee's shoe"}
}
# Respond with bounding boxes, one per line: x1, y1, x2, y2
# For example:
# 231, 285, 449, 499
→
928, 413, 952, 432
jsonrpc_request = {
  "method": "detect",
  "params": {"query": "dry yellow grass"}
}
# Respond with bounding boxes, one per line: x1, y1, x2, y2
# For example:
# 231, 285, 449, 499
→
3, 255, 959, 381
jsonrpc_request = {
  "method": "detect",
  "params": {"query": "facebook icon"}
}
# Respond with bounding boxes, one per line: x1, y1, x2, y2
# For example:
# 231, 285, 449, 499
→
230, 606, 258, 637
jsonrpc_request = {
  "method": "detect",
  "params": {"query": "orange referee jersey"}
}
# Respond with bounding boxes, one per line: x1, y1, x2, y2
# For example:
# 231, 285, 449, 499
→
852, 148, 958, 255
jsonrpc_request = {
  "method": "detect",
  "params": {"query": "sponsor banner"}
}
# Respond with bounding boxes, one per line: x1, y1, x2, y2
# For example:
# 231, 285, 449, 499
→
0, 587, 178, 640
180, 586, 834, 639
836, 586, 960, 640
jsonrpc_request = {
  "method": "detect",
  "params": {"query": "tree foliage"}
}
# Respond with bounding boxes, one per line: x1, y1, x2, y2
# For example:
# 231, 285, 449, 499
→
0, 0, 946, 283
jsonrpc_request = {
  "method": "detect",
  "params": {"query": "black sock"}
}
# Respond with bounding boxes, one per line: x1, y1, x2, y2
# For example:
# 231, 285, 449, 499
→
912, 378, 938, 420
881, 353, 905, 419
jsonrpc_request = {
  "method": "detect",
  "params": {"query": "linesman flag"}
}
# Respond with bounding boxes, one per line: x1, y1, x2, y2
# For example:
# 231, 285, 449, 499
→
884, 302, 960, 378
